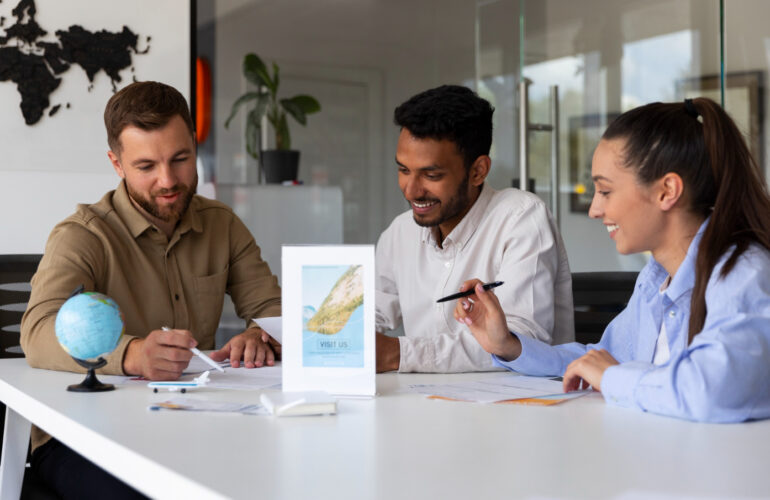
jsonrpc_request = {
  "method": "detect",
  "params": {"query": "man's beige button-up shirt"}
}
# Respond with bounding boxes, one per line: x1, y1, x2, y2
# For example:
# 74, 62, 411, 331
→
21, 182, 281, 449
23, 181, 282, 373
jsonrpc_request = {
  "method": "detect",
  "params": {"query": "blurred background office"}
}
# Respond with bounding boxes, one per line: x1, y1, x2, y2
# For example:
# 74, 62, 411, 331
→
197, 0, 770, 274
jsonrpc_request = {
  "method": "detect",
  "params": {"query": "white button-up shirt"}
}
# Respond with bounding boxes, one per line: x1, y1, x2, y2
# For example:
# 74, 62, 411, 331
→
376, 184, 574, 372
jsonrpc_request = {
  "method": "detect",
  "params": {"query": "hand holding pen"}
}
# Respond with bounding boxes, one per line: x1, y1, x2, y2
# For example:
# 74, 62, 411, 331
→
161, 327, 225, 372
436, 281, 503, 303
451, 279, 522, 361
122, 326, 199, 380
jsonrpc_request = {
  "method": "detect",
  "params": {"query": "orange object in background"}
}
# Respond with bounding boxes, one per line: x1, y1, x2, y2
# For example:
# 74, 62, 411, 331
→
196, 57, 212, 144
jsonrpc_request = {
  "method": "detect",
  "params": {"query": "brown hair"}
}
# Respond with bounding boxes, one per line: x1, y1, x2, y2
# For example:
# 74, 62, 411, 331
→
104, 81, 194, 153
603, 98, 770, 343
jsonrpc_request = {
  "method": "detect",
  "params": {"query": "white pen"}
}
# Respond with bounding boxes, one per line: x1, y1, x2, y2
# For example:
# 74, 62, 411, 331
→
162, 326, 225, 373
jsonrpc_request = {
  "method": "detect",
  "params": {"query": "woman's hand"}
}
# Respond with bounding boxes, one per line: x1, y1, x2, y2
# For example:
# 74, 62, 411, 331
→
453, 279, 521, 361
562, 349, 619, 392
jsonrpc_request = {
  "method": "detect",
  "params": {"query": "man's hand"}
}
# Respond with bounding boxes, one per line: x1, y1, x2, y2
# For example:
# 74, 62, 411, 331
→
376, 332, 400, 373
123, 328, 195, 380
562, 349, 619, 392
453, 279, 521, 361
210, 328, 276, 368
260, 331, 282, 360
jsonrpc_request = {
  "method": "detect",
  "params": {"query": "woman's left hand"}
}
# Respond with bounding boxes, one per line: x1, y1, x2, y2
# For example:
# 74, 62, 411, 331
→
562, 349, 619, 392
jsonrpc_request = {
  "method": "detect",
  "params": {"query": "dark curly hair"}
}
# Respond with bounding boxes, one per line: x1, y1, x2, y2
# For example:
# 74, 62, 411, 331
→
394, 85, 494, 169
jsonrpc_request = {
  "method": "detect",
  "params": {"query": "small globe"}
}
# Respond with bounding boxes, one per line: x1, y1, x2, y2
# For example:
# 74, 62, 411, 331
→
55, 292, 125, 361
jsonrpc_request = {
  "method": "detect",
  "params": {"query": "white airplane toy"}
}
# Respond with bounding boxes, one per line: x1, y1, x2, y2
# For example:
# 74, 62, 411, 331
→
148, 371, 210, 393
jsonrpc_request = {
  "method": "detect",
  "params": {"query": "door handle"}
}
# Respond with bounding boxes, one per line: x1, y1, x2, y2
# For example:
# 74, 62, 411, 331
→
517, 79, 560, 229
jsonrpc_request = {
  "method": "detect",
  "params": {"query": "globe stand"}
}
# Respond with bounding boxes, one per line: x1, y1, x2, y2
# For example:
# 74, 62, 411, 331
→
67, 357, 115, 392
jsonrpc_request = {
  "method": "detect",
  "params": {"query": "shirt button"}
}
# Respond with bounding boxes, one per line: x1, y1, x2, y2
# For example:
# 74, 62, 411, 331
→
444, 262, 451, 268
669, 310, 676, 318
175, 294, 180, 301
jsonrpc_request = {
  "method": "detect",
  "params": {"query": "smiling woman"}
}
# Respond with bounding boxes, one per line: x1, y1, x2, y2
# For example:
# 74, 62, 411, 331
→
455, 97, 770, 423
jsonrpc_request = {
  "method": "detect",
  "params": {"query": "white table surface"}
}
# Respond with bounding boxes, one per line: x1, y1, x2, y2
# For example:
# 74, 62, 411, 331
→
1, 359, 769, 499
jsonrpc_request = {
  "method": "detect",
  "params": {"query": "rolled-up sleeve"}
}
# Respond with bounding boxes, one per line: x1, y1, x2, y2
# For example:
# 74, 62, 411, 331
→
21, 222, 136, 375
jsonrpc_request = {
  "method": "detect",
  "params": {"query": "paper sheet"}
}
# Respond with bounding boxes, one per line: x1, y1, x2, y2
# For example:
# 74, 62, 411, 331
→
98, 360, 282, 391
148, 397, 269, 415
253, 316, 282, 343
203, 364, 282, 390
407, 374, 589, 404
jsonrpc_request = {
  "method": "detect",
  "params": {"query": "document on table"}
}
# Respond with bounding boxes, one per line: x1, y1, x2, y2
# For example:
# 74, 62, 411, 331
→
407, 374, 591, 405
253, 316, 282, 343
98, 360, 282, 391
203, 364, 282, 390
149, 397, 270, 415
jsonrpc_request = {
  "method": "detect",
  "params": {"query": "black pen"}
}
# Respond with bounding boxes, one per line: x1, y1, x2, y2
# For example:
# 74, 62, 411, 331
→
436, 281, 504, 303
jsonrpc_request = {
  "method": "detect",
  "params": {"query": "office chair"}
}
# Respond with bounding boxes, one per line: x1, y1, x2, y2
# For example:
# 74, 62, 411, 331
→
571, 271, 638, 345
0, 254, 59, 499
0, 254, 42, 358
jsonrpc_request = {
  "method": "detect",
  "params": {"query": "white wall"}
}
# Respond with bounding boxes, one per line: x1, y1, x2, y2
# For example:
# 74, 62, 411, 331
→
0, 1, 190, 254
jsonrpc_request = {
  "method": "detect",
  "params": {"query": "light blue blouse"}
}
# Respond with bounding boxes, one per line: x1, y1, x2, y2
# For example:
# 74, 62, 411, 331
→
494, 220, 770, 422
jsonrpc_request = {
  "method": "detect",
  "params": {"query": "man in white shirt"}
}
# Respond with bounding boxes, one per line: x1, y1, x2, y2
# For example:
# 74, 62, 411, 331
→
376, 85, 574, 373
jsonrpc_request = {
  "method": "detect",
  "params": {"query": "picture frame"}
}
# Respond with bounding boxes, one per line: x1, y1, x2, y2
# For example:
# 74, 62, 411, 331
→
282, 245, 376, 396
568, 113, 620, 213
676, 71, 764, 167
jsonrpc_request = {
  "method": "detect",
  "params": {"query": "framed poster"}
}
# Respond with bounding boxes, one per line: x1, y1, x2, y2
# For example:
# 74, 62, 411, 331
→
676, 71, 764, 168
568, 113, 620, 213
282, 245, 375, 396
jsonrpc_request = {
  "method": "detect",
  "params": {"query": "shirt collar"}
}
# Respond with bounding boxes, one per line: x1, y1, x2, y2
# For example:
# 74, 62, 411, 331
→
421, 183, 495, 249
663, 217, 709, 302
641, 217, 710, 303
112, 180, 203, 239
113, 181, 153, 238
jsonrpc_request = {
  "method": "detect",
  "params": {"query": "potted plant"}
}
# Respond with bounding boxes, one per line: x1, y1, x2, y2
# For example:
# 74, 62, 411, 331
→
225, 53, 321, 183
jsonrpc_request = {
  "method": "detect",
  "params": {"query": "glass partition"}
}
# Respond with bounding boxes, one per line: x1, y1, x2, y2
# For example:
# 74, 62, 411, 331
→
476, 0, 721, 271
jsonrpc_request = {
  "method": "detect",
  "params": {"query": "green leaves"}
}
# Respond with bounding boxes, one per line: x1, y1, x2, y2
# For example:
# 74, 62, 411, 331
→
228, 53, 321, 158
245, 108, 261, 159
224, 91, 263, 129
243, 53, 275, 95
280, 95, 321, 126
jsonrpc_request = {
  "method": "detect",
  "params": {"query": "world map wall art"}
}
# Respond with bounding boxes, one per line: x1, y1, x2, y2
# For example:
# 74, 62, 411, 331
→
0, 0, 151, 126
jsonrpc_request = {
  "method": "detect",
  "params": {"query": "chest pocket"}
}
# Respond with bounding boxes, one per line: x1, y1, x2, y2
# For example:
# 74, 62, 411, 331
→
193, 267, 228, 343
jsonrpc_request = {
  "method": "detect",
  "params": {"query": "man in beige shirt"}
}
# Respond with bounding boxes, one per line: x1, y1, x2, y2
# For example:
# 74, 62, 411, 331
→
21, 81, 281, 498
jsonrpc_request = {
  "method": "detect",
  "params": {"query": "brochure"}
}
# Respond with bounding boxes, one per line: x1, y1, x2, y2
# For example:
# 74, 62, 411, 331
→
282, 245, 376, 396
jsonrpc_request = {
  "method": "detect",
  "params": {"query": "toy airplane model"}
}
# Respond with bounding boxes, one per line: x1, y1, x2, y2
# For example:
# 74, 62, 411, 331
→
148, 371, 210, 393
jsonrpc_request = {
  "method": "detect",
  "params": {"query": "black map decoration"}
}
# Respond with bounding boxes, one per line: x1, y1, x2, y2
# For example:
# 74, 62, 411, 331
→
0, 0, 150, 125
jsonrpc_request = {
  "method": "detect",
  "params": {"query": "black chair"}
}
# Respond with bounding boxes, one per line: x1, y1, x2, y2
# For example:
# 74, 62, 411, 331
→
0, 255, 59, 499
571, 271, 638, 345
0, 254, 42, 359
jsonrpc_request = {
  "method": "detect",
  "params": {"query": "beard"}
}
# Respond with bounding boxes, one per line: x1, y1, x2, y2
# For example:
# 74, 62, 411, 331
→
411, 173, 471, 228
127, 174, 198, 224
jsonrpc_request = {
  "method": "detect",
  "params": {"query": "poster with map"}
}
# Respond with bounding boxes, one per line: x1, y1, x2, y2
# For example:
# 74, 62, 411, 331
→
0, 0, 190, 174
282, 246, 375, 396
302, 265, 364, 368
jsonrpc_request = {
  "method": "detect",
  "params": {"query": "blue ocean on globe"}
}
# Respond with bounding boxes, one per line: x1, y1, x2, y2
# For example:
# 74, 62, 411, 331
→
55, 292, 125, 361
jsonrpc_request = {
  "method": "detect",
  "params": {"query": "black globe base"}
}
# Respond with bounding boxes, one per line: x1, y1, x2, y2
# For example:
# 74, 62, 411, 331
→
67, 356, 115, 392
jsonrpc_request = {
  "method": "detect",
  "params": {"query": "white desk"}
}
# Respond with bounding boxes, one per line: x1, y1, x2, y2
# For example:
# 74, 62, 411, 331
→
1, 359, 769, 499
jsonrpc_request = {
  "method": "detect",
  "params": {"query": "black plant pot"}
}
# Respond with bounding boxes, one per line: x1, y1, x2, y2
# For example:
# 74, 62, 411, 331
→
262, 150, 300, 184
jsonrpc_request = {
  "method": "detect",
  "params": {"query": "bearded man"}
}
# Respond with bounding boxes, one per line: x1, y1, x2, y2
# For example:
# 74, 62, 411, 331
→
375, 85, 574, 373
21, 81, 281, 498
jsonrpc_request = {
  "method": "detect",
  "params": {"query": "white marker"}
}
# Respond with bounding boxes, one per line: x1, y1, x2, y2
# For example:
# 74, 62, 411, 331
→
162, 326, 225, 373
